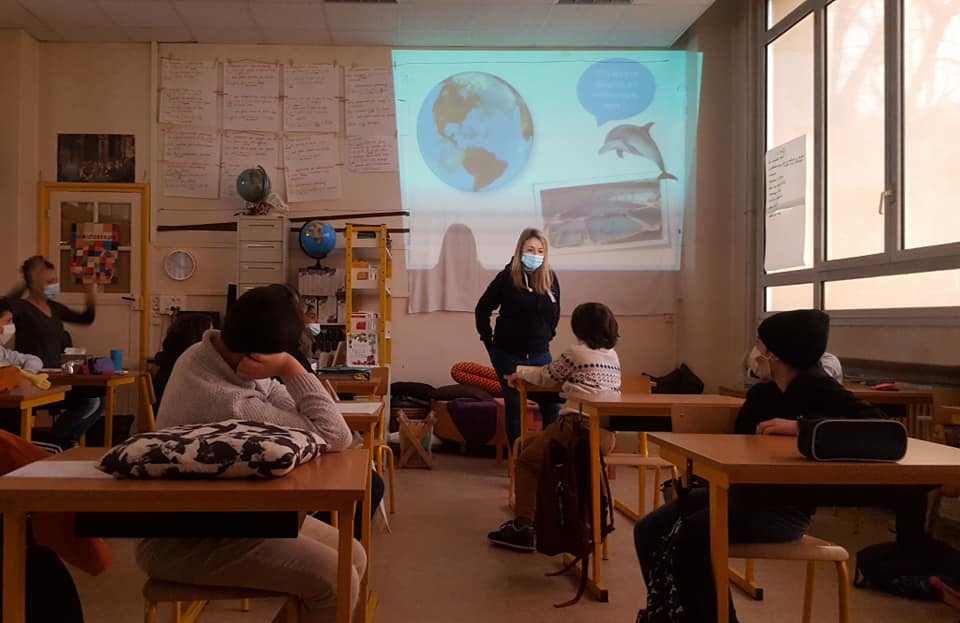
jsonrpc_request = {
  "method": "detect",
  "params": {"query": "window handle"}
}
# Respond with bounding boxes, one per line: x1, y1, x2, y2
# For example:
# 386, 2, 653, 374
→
878, 189, 893, 215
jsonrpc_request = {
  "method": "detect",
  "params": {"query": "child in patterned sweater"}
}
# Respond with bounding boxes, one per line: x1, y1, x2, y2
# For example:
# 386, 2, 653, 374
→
487, 302, 621, 552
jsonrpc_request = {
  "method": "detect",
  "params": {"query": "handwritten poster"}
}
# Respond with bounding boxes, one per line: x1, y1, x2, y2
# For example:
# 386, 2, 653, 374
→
348, 136, 397, 173
345, 67, 393, 101
285, 97, 339, 133
223, 94, 280, 132
224, 63, 280, 97
284, 134, 341, 202
162, 128, 220, 199
346, 98, 396, 137
220, 132, 280, 200
71, 223, 119, 286
159, 59, 217, 128
285, 65, 340, 98
764, 135, 807, 272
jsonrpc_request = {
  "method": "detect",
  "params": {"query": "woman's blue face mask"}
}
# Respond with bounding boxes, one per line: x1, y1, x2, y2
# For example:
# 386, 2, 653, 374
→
521, 253, 544, 271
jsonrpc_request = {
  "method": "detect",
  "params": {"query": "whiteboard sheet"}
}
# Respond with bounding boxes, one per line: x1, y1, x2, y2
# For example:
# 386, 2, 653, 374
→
764, 136, 807, 272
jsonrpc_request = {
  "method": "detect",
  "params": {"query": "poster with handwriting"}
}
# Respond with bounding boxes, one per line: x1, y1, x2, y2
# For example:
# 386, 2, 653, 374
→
163, 129, 220, 198
764, 135, 807, 272
345, 67, 393, 101
224, 63, 280, 97
163, 129, 219, 163
220, 132, 280, 200
223, 94, 280, 132
285, 97, 339, 133
164, 162, 219, 199
159, 59, 217, 128
348, 136, 398, 173
285, 65, 340, 99
346, 98, 395, 137
284, 134, 341, 202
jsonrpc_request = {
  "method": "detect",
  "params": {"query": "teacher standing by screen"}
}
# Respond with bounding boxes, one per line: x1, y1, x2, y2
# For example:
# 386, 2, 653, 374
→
475, 228, 561, 445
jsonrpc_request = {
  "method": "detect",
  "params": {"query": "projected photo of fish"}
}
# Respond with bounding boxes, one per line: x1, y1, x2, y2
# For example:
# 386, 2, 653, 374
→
537, 179, 667, 251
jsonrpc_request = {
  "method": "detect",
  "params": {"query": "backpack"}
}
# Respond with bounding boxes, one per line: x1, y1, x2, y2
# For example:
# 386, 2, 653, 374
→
855, 540, 960, 600
636, 516, 685, 623
534, 425, 614, 608
645, 364, 704, 395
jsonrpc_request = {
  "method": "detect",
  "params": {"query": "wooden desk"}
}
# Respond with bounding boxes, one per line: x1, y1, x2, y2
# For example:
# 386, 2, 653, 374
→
337, 401, 383, 623
0, 446, 367, 623
560, 392, 745, 601
48, 371, 138, 447
650, 433, 960, 623
719, 383, 935, 435
0, 385, 71, 442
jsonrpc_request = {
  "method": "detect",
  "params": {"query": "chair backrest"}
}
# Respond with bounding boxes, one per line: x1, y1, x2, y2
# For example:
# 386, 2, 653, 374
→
321, 379, 341, 403
622, 375, 653, 394
670, 405, 739, 434
369, 366, 390, 398
139, 374, 157, 433
933, 387, 960, 408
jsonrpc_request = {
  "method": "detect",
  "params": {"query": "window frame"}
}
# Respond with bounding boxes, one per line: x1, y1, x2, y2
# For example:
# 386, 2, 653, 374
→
758, 0, 960, 325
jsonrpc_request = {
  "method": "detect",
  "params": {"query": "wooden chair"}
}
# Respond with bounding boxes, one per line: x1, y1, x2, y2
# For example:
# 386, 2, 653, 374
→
507, 381, 561, 509
140, 372, 157, 433
142, 579, 299, 623
667, 404, 851, 622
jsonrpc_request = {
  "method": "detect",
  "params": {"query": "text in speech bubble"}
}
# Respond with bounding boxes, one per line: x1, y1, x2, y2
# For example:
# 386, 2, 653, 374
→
577, 58, 656, 126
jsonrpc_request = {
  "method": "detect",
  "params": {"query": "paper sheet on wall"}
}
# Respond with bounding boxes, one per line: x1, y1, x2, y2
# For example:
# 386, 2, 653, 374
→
348, 136, 397, 173
159, 59, 218, 128
285, 65, 340, 98
162, 129, 220, 199
285, 97, 339, 133
223, 94, 280, 132
346, 99, 396, 137
224, 63, 280, 97
284, 134, 341, 202
764, 135, 807, 272
345, 67, 393, 101
220, 132, 280, 200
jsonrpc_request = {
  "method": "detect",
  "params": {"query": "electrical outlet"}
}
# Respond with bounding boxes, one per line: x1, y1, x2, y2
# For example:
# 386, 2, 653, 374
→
154, 295, 187, 314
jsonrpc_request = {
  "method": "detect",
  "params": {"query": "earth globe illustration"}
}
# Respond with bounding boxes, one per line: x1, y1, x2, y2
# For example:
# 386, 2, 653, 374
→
417, 72, 533, 192
236, 166, 271, 203
299, 220, 337, 261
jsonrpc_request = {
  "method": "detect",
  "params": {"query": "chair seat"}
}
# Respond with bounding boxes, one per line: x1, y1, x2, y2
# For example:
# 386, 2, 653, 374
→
143, 579, 292, 603
729, 535, 849, 563
605, 452, 674, 468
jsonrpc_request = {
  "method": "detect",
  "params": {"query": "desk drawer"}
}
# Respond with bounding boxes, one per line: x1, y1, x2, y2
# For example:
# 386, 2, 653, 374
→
238, 219, 285, 241
239, 241, 284, 263
239, 262, 284, 283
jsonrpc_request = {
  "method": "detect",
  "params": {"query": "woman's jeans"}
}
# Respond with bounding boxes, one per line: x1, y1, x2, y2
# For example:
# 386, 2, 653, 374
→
487, 346, 561, 445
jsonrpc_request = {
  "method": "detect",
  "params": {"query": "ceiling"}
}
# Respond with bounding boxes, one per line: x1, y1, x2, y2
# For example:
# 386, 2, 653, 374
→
0, 0, 713, 48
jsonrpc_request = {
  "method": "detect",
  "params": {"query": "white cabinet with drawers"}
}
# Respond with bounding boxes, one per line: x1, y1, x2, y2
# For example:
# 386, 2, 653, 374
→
237, 214, 288, 295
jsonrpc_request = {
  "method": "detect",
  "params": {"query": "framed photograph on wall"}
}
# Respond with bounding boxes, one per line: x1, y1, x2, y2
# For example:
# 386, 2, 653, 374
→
57, 134, 135, 183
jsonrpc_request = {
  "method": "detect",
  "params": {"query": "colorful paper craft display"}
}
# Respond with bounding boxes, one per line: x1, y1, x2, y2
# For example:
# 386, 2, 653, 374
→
71, 223, 120, 285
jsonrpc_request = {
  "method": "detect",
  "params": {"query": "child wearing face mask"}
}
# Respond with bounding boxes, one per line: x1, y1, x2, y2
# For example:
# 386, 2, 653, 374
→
745, 346, 843, 385
0, 298, 43, 374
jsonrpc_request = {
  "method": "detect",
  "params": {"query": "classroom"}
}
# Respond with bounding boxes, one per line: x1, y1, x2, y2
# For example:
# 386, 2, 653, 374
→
0, 0, 959, 622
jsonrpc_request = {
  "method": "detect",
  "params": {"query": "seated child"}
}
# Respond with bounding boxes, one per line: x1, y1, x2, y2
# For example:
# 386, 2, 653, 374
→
0, 297, 43, 373
487, 302, 621, 552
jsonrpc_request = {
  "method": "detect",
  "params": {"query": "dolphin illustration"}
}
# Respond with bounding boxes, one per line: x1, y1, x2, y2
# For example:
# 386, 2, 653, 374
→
598, 122, 677, 181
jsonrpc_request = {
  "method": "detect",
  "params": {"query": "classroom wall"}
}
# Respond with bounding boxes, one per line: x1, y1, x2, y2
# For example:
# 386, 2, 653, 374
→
673, 0, 755, 390
0, 30, 39, 289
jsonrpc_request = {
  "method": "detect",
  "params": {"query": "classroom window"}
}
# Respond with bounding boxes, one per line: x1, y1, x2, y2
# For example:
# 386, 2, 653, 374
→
765, 283, 815, 312
760, 0, 960, 315
904, 0, 960, 249
824, 269, 960, 310
825, 0, 885, 260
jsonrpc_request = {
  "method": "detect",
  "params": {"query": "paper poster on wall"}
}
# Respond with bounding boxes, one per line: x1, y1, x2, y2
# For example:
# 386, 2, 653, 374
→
163, 129, 220, 199
70, 223, 119, 286
764, 135, 807, 272
348, 136, 398, 173
345, 67, 393, 101
223, 94, 280, 132
159, 59, 218, 128
285, 97, 339, 133
285, 65, 340, 98
224, 62, 280, 97
283, 134, 341, 202
220, 132, 280, 199
346, 98, 396, 137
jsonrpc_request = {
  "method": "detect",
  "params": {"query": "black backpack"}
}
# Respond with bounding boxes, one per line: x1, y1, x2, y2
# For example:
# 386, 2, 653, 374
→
645, 364, 704, 395
855, 540, 960, 600
534, 426, 614, 607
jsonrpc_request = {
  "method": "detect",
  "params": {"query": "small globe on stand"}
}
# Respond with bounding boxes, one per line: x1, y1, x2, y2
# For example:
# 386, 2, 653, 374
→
237, 166, 272, 212
299, 220, 337, 265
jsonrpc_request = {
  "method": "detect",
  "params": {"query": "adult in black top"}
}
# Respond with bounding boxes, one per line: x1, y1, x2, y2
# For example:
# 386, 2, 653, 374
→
475, 228, 561, 445
633, 310, 888, 623
5, 256, 102, 448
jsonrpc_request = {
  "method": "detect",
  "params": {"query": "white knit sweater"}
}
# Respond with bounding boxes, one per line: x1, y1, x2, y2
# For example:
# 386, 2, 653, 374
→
514, 342, 621, 413
156, 330, 352, 451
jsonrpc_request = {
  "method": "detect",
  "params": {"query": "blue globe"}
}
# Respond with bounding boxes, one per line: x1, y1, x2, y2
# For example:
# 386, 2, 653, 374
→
417, 72, 533, 192
236, 166, 271, 203
299, 220, 336, 260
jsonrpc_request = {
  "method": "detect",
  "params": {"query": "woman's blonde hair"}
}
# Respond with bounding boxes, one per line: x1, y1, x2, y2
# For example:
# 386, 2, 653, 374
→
509, 228, 553, 295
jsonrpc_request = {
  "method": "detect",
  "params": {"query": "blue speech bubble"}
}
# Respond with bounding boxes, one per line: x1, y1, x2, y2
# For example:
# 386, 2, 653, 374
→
577, 58, 656, 126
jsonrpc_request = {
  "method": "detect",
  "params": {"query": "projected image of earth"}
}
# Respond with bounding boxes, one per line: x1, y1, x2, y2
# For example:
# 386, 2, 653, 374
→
417, 72, 533, 192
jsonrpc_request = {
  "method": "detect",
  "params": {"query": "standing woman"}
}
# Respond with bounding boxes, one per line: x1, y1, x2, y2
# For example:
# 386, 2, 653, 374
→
475, 228, 561, 445
5, 256, 103, 448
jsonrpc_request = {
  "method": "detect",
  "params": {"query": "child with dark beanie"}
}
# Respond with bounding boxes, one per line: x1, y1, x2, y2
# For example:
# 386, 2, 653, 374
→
633, 309, 887, 623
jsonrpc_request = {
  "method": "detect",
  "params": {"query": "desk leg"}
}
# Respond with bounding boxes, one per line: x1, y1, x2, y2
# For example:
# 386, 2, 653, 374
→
359, 424, 374, 623
103, 386, 116, 447
3, 511, 27, 623
710, 482, 730, 623
589, 413, 604, 596
19, 407, 31, 442
337, 502, 356, 623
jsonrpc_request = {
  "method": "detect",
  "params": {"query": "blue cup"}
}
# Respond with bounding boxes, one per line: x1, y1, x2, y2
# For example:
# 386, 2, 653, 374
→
110, 349, 123, 372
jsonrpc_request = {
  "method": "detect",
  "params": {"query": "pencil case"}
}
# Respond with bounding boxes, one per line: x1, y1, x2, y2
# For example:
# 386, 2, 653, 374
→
797, 418, 907, 462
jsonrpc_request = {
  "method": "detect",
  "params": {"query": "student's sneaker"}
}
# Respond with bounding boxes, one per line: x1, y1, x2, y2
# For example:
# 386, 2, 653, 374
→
487, 520, 535, 552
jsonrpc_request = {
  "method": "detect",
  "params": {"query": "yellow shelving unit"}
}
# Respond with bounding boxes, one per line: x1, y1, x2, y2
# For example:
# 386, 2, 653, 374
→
345, 224, 392, 365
